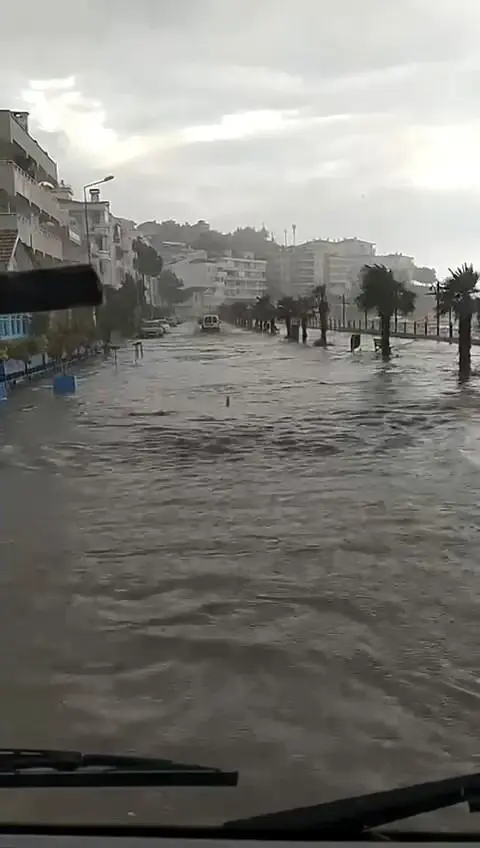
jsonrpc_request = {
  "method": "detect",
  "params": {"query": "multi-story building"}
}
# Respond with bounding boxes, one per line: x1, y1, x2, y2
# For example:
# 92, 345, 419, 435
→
57, 184, 117, 289
268, 238, 376, 299
0, 110, 82, 339
112, 217, 137, 286
222, 252, 267, 303
152, 249, 227, 313
375, 253, 415, 284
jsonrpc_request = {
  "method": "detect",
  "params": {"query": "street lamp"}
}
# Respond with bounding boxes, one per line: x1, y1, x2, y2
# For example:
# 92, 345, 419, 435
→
82, 175, 114, 264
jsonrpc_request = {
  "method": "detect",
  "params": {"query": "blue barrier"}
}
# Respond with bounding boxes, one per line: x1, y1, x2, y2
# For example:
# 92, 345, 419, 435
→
53, 374, 77, 395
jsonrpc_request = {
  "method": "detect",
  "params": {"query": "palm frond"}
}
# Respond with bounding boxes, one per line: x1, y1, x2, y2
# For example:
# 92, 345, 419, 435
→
438, 263, 480, 318
355, 264, 416, 318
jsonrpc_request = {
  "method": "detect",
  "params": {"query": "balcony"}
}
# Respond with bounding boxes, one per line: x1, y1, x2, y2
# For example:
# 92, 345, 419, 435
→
0, 160, 61, 223
0, 111, 58, 183
68, 227, 81, 246
32, 226, 63, 260
0, 212, 63, 262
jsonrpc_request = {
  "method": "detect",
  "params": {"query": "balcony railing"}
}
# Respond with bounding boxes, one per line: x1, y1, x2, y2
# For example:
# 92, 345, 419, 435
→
0, 160, 62, 223
34, 226, 63, 260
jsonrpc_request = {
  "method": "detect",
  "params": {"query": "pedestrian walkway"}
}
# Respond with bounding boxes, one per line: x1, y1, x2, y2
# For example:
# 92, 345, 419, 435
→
308, 318, 480, 346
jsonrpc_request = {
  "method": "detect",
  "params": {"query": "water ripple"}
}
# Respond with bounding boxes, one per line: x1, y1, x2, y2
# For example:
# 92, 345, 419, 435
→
0, 327, 479, 826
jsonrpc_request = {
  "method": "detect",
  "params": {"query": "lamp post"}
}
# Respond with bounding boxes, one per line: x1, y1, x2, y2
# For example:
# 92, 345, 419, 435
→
82, 175, 114, 264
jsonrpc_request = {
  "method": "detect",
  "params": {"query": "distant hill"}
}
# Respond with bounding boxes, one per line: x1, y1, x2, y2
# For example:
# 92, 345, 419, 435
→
136, 219, 280, 261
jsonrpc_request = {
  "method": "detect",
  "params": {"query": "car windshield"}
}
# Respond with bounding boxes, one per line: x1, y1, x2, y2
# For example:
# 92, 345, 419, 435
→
1, 0, 480, 833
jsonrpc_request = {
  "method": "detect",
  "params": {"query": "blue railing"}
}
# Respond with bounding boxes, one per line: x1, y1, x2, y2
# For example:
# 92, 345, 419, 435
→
0, 314, 29, 339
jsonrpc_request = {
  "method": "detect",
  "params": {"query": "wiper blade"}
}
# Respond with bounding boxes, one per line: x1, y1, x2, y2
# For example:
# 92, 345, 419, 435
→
225, 771, 480, 837
0, 749, 238, 788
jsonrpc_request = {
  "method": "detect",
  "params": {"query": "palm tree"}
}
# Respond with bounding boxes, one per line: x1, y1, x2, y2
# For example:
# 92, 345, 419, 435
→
277, 296, 299, 339
439, 263, 480, 380
253, 295, 274, 329
292, 296, 311, 342
356, 264, 416, 360
312, 284, 329, 347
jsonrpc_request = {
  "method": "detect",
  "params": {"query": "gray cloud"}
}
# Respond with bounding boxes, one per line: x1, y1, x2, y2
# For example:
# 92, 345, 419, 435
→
2, 0, 480, 271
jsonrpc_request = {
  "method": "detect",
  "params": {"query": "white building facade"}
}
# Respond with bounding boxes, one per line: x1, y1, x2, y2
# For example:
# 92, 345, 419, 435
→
58, 185, 121, 289
222, 252, 267, 303
0, 110, 67, 267
0, 110, 81, 339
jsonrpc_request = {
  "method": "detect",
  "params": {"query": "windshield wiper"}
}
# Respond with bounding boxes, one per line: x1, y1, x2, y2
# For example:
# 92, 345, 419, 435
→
224, 771, 480, 837
0, 749, 238, 788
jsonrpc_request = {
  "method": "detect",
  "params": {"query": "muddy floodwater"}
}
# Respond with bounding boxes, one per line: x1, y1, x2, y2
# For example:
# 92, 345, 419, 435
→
1, 324, 480, 828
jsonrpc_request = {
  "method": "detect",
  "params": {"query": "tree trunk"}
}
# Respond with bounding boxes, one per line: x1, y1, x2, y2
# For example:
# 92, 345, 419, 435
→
458, 314, 472, 380
319, 309, 328, 347
380, 315, 391, 360
301, 316, 308, 343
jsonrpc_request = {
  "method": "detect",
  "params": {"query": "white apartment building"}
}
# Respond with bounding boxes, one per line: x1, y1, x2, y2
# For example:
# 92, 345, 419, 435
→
269, 238, 376, 298
164, 250, 210, 287
0, 110, 69, 269
0, 111, 84, 339
154, 249, 227, 313
323, 254, 374, 296
58, 184, 118, 289
222, 252, 267, 303
113, 216, 137, 286
375, 253, 415, 284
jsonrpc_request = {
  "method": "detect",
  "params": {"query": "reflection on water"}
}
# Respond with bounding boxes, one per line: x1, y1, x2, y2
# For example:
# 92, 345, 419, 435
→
0, 325, 480, 827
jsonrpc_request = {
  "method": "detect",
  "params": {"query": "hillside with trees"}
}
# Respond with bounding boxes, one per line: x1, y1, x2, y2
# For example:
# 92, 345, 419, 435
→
136, 219, 280, 261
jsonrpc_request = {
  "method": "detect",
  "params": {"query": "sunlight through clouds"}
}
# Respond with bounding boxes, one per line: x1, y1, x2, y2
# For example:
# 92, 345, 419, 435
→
402, 123, 480, 191
21, 77, 157, 168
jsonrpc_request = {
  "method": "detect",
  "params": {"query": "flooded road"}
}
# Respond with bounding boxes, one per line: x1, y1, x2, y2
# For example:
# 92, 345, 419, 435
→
1, 323, 480, 827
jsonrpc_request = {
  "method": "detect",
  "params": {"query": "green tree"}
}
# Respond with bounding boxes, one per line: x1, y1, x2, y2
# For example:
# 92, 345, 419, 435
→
133, 239, 164, 278
156, 269, 188, 307
5, 337, 39, 380
190, 230, 230, 257
97, 275, 140, 341
230, 226, 277, 260
46, 322, 73, 371
133, 238, 164, 312
222, 301, 251, 325
356, 264, 416, 360
439, 263, 480, 380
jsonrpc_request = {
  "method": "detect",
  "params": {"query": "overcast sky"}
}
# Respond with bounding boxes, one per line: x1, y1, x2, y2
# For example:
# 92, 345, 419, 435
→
3, 0, 480, 273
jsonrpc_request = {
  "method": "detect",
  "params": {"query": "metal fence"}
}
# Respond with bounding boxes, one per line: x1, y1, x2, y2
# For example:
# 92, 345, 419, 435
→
317, 316, 457, 340
312, 294, 472, 341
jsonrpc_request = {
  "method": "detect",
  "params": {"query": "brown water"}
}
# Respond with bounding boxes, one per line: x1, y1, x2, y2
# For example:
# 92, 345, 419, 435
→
0, 324, 480, 828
